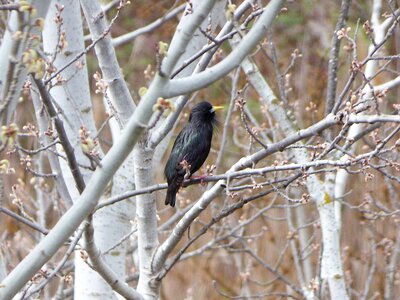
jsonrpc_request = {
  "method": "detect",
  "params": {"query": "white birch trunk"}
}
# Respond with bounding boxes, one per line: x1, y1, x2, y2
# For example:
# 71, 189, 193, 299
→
79, 1, 138, 297
43, 1, 110, 299
237, 51, 348, 299
134, 145, 159, 299
334, 0, 385, 230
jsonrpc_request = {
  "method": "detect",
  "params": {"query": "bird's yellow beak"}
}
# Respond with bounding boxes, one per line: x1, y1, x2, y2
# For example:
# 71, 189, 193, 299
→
212, 105, 224, 112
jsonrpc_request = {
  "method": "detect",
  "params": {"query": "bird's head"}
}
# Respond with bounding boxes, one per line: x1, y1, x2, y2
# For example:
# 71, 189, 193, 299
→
189, 101, 223, 124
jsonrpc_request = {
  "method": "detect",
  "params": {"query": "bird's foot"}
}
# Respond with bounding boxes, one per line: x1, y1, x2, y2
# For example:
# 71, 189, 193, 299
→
192, 174, 207, 186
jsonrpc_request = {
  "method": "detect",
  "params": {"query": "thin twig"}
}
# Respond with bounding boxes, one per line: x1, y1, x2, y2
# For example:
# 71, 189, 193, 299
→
34, 78, 86, 193
0, 206, 49, 235
325, 0, 352, 114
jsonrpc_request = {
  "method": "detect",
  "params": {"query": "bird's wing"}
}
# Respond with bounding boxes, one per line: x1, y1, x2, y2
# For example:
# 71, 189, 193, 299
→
164, 127, 188, 180
184, 132, 211, 174
165, 125, 212, 180
175, 126, 212, 174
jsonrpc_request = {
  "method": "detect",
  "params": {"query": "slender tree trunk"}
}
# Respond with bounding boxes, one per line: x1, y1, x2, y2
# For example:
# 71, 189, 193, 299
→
43, 1, 112, 298
79, 1, 139, 296
134, 144, 159, 299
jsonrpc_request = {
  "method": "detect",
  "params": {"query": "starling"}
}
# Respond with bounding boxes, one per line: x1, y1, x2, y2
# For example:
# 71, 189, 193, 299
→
164, 101, 223, 207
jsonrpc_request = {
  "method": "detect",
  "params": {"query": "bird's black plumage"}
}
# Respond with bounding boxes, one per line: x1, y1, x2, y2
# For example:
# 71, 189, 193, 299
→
164, 102, 220, 207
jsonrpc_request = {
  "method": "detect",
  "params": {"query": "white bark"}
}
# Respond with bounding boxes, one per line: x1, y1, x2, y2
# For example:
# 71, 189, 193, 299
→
43, 0, 95, 189
134, 145, 159, 299
334, 0, 386, 229
80, 0, 135, 123
42, 1, 107, 299
79, 1, 138, 298
104, 98, 138, 297
295, 205, 313, 284
0, 251, 6, 282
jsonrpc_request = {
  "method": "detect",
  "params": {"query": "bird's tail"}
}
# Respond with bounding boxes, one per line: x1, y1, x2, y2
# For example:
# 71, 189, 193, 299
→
165, 187, 177, 207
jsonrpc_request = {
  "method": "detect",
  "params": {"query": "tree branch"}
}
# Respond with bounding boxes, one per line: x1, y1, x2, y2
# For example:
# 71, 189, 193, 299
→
325, 0, 352, 114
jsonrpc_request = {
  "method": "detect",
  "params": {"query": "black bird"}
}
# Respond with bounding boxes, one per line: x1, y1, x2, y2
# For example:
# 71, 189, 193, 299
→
164, 101, 223, 207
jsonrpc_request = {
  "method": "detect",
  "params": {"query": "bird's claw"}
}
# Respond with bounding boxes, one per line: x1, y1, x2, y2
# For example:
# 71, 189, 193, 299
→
192, 174, 207, 185
200, 175, 207, 186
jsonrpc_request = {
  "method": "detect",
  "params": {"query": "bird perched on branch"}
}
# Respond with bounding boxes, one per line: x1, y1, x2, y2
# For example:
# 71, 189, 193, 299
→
164, 101, 223, 207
